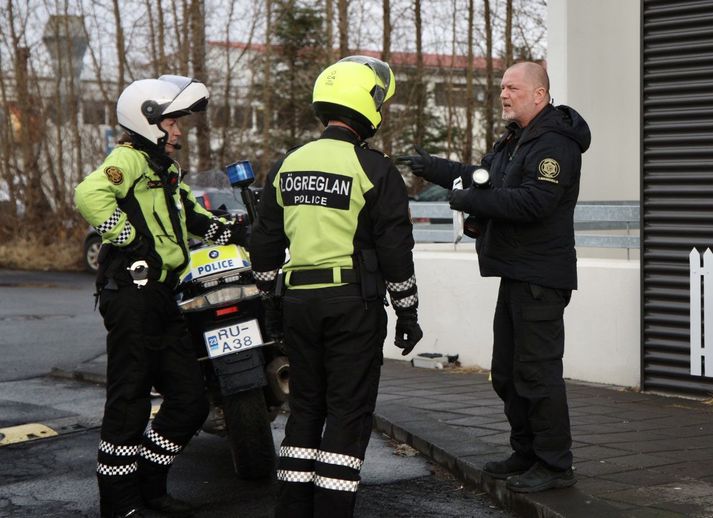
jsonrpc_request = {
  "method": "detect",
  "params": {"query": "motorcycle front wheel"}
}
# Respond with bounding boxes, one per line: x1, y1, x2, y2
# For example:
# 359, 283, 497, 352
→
222, 387, 276, 479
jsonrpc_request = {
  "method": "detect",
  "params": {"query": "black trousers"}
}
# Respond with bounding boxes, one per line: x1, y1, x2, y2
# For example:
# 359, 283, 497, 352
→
490, 278, 573, 471
275, 284, 387, 518
97, 281, 209, 516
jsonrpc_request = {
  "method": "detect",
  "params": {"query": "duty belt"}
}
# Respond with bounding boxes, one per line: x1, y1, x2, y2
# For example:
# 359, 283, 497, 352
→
287, 267, 359, 286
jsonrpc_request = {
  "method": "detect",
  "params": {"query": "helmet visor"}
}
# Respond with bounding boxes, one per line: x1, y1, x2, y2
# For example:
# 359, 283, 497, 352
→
158, 74, 209, 118
338, 56, 392, 95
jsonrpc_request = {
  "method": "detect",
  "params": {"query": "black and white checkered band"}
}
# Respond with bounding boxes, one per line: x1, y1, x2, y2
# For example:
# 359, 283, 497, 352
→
386, 275, 416, 292
391, 294, 418, 309
277, 469, 315, 483
95, 207, 123, 235
254, 270, 279, 282
109, 220, 133, 246
96, 461, 138, 476
314, 474, 359, 492
387, 274, 418, 309
203, 219, 223, 241
280, 446, 318, 460
316, 450, 363, 471
214, 229, 231, 245
140, 446, 176, 466
98, 440, 139, 457
145, 426, 182, 453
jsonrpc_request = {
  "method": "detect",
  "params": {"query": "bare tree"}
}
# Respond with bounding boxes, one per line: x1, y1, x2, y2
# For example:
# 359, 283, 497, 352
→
413, 0, 424, 145
259, 0, 273, 185
9, 6, 49, 227
338, 0, 348, 58
189, 0, 211, 171
0, 0, 548, 260
380, 0, 392, 155
112, 0, 126, 93
483, 0, 494, 151
325, 0, 334, 64
504, 0, 513, 67
463, 0, 474, 164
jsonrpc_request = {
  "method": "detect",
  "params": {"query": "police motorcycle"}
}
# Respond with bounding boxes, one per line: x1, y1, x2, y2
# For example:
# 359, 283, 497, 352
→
175, 161, 288, 479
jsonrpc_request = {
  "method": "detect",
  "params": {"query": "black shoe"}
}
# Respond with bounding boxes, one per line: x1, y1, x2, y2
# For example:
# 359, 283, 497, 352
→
145, 494, 194, 516
482, 453, 535, 480
506, 462, 576, 493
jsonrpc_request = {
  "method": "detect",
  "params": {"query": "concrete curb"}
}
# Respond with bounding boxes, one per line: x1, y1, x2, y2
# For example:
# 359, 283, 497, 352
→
372, 413, 630, 518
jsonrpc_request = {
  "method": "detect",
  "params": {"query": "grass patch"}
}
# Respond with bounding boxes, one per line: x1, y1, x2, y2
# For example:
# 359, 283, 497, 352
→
0, 235, 84, 272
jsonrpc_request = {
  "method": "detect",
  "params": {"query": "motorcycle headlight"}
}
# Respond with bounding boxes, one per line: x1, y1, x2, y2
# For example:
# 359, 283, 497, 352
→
178, 284, 261, 312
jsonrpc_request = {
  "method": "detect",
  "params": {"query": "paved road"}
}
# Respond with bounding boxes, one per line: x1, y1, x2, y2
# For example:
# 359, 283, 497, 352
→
0, 270, 513, 517
0, 270, 104, 381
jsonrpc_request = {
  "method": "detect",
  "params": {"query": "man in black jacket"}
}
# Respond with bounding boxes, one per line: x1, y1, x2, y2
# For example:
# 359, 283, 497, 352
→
397, 61, 591, 493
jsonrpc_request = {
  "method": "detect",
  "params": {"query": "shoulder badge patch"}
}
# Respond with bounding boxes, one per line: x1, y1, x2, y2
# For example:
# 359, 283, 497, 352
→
537, 158, 560, 184
105, 166, 124, 185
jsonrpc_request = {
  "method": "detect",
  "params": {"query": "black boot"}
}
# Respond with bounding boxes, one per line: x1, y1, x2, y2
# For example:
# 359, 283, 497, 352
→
102, 509, 145, 518
144, 494, 194, 516
482, 452, 535, 480
506, 462, 576, 493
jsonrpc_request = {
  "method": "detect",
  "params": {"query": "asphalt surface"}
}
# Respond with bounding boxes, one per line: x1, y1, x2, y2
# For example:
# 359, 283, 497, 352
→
56, 353, 713, 517
5, 269, 713, 517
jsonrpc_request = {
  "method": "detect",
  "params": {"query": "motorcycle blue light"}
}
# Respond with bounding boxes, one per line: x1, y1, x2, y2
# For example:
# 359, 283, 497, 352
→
225, 160, 255, 188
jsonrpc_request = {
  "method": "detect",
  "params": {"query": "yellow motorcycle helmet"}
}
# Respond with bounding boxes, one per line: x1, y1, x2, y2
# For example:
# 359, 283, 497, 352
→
312, 55, 396, 139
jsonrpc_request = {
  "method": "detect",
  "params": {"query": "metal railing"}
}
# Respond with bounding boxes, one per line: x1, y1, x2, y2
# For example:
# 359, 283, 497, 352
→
409, 201, 640, 250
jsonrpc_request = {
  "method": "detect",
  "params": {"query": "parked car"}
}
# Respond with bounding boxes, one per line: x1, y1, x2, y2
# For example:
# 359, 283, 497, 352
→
83, 187, 247, 273
409, 183, 450, 225
411, 183, 449, 202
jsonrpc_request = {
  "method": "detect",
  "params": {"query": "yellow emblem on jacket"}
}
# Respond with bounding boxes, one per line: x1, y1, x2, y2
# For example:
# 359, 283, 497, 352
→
537, 158, 560, 184
104, 166, 124, 185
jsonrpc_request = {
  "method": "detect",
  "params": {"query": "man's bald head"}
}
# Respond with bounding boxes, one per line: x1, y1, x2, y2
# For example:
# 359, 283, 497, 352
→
513, 62, 549, 94
500, 61, 551, 127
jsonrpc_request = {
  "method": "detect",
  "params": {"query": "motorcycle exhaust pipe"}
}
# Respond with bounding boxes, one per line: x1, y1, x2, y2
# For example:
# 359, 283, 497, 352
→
266, 356, 290, 403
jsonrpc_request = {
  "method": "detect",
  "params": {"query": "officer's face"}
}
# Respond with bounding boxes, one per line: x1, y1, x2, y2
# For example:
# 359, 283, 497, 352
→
160, 118, 182, 156
500, 66, 543, 128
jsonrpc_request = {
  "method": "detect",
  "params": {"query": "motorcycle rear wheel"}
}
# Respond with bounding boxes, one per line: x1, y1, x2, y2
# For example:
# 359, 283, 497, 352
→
222, 388, 276, 479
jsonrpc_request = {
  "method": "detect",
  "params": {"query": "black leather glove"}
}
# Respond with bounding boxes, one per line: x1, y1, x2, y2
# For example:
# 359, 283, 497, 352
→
448, 188, 477, 213
262, 296, 284, 342
227, 214, 250, 247
394, 307, 423, 356
395, 145, 436, 181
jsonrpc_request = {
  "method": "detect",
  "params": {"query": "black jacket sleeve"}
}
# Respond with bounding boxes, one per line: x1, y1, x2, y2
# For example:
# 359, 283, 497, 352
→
427, 156, 478, 190
249, 159, 289, 277
359, 151, 415, 284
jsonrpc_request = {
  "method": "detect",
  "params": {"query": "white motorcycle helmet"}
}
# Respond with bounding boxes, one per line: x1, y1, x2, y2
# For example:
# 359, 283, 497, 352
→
116, 74, 209, 149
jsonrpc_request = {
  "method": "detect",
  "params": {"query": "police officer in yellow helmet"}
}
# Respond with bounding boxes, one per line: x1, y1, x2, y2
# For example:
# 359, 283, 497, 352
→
251, 56, 423, 517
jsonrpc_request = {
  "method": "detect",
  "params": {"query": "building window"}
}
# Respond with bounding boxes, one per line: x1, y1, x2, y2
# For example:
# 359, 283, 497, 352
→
392, 80, 427, 106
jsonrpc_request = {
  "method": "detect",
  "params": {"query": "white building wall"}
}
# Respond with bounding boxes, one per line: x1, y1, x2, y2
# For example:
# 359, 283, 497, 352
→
547, 0, 641, 202
383, 246, 641, 389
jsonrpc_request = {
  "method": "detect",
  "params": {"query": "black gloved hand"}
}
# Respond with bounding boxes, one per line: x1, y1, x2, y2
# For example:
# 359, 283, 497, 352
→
395, 145, 435, 181
448, 188, 476, 213
262, 296, 284, 342
394, 307, 423, 356
227, 214, 250, 248
122, 233, 151, 262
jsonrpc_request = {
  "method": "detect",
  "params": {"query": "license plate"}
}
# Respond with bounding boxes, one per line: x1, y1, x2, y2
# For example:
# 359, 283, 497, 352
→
203, 319, 264, 359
